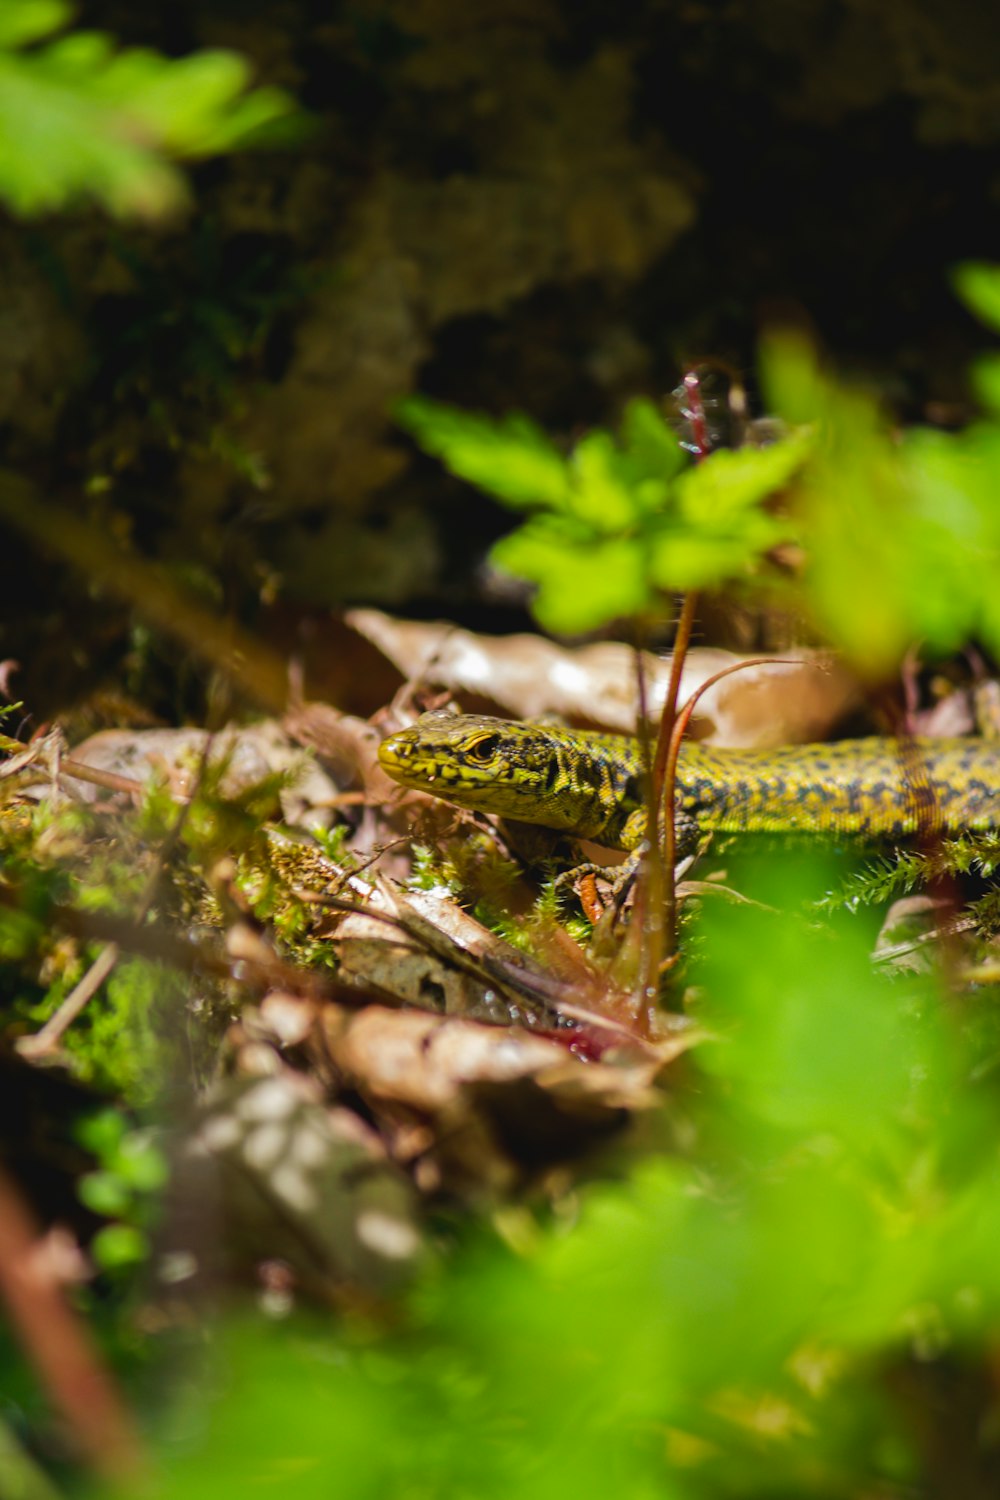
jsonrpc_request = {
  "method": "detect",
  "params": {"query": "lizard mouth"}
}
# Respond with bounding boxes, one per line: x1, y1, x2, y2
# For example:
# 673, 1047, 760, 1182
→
378, 734, 420, 781
379, 734, 497, 803
378, 734, 454, 789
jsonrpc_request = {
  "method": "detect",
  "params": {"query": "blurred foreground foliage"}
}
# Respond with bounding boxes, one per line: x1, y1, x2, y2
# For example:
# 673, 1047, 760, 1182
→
149, 878, 1000, 1499
0, 0, 295, 217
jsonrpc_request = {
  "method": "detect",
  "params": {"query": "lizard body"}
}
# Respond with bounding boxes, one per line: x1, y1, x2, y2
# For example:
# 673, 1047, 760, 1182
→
377, 712, 1000, 853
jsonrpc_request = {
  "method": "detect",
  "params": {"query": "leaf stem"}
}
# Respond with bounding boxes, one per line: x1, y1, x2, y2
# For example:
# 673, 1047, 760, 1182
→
653, 590, 700, 961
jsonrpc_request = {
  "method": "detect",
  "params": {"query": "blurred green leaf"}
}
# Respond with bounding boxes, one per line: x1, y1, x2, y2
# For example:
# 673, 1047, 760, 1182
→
113, 1130, 169, 1192
675, 428, 811, 519
396, 397, 572, 510
761, 326, 1000, 674
91, 1222, 149, 1270
0, 5, 298, 218
78, 1170, 132, 1218
953, 261, 1000, 333
74, 1106, 129, 1158
493, 522, 648, 632
969, 352, 1000, 414
567, 430, 640, 532
648, 517, 785, 590
0, 0, 68, 47
619, 396, 688, 484
30, 839, 993, 1500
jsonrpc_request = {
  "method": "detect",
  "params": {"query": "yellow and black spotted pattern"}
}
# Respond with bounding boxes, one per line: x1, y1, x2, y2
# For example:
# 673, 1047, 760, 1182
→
377, 711, 1000, 852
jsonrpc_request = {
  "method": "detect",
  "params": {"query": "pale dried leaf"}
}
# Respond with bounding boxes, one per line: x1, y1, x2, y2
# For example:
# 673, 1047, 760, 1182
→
0, 740, 44, 780
284, 702, 396, 800
322, 1005, 662, 1119
331, 910, 486, 1013
67, 722, 341, 829
347, 608, 862, 747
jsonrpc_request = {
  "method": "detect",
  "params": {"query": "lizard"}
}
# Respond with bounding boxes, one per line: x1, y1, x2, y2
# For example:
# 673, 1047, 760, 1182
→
377, 711, 1000, 859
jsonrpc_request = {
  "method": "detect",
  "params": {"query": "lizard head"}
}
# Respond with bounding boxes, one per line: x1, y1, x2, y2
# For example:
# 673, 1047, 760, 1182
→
377, 711, 590, 829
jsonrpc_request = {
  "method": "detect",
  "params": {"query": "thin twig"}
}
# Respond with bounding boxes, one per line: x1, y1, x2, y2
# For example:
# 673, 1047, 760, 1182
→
0, 1166, 146, 1484
627, 629, 667, 1026
2, 726, 153, 800
16, 945, 120, 1060
58, 758, 147, 798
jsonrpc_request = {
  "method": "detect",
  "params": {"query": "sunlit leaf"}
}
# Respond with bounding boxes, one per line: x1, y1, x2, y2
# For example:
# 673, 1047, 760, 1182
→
675, 428, 812, 520
649, 518, 785, 590
492, 522, 649, 632
396, 397, 572, 510
566, 430, 638, 532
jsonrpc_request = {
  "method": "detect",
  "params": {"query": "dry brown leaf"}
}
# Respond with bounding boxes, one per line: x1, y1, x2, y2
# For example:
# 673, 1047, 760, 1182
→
318, 876, 556, 1021
67, 722, 341, 831
316, 1004, 668, 1188
346, 608, 862, 747
283, 702, 396, 802
326, 1007, 566, 1112
331, 908, 487, 1014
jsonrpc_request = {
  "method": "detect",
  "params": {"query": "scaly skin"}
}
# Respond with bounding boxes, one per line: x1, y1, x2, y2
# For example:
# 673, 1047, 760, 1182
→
377, 711, 1000, 853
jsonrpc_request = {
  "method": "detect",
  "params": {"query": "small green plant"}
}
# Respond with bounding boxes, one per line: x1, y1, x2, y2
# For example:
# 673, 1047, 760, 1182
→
75, 1107, 167, 1273
397, 394, 811, 634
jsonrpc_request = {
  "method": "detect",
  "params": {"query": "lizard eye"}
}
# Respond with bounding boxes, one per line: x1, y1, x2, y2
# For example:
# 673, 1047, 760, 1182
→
465, 734, 500, 764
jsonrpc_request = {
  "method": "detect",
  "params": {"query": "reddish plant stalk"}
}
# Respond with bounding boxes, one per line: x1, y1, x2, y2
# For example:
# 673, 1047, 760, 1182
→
653, 368, 711, 966
655, 591, 701, 959
0, 1167, 146, 1484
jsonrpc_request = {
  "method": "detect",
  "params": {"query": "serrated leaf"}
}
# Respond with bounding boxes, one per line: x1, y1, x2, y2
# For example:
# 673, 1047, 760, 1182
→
396, 397, 571, 510
675, 429, 811, 522
649, 522, 782, 591
566, 430, 638, 532
492, 522, 650, 633
619, 397, 686, 484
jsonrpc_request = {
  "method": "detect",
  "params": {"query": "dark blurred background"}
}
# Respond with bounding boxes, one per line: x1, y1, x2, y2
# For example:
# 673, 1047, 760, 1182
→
3, 0, 999, 716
